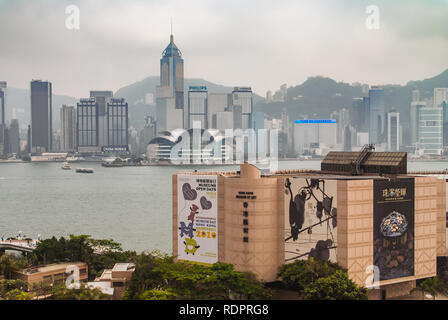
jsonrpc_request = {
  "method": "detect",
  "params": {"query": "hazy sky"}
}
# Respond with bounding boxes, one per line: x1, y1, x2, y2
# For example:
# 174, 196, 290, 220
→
0, 0, 447, 98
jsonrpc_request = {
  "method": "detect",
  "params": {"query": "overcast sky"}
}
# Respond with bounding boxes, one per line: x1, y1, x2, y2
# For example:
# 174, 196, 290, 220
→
0, 0, 447, 98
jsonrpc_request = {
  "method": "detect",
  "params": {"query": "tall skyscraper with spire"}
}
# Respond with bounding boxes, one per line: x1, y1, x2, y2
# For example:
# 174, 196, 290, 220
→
155, 32, 184, 132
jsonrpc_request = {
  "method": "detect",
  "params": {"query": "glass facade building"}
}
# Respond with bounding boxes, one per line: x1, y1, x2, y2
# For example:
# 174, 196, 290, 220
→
77, 98, 98, 148
30, 80, 52, 153
187, 86, 208, 129
368, 87, 385, 145
232, 87, 253, 129
418, 107, 443, 155
107, 98, 128, 150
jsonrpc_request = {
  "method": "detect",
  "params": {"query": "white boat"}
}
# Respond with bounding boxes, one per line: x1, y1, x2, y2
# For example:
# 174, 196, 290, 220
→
61, 162, 72, 170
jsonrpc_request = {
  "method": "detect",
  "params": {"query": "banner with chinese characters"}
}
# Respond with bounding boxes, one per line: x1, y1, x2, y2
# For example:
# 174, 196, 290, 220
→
177, 174, 218, 264
373, 178, 414, 281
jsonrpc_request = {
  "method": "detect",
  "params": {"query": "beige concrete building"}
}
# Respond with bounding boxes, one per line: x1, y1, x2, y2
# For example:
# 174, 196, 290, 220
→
172, 151, 448, 299
13, 262, 88, 288
91, 263, 135, 300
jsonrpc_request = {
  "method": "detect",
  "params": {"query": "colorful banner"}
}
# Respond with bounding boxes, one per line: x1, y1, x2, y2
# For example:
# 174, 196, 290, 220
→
373, 178, 415, 281
177, 174, 218, 264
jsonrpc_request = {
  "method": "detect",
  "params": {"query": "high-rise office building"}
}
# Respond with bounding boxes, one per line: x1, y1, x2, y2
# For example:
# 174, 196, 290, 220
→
410, 101, 426, 146
90, 90, 113, 148
351, 98, 365, 131
30, 80, 52, 153
76, 93, 129, 154
8, 119, 20, 154
434, 88, 448, 107
60, 105, 77, 152
0, 81, 6, 126
387, 111, 400, 151
107, 98, 128, 152
418, 106, 443, 155
368, 87, 385, 145
187, 86, 208, 129
156, 33, 184, 132
77, 98, 99, 153
208, 93, 231, 129
232, 87, 253, 129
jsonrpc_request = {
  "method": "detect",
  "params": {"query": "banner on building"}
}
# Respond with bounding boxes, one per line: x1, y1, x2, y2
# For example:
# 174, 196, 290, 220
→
177, 174, 218, 264
373, 178, 415, 281
284, 178, 338, 263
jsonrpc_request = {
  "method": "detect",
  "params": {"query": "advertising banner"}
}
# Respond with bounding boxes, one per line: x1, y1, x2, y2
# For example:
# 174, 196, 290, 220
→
284, 178, 338, 263
177, 174, 218, 264
373, 178, 414, 281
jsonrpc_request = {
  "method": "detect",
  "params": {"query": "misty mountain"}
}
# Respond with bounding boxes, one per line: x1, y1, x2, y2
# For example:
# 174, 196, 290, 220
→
255, 69, 448, 125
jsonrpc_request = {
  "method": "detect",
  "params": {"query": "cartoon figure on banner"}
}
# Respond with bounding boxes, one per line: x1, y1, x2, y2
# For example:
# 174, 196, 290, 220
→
188, 204, 199, 223
184, 238, 200, 255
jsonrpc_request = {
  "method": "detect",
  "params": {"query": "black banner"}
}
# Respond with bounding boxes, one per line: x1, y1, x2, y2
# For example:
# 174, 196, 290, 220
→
373, 178, 414, 281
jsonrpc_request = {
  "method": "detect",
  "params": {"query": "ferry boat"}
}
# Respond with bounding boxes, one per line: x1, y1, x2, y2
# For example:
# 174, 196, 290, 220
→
76, 168, 94, 174
61, 162, 72, 170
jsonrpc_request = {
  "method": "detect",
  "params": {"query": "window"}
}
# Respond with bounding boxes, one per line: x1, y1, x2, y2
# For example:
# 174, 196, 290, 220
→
243, 228, 248, 234
243, 219, 248, 225
243, 237, 249, 243
243, 211, 248, 217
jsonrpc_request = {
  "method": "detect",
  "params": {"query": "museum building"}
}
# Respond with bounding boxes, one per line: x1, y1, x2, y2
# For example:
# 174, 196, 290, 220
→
172, 149, 447, 299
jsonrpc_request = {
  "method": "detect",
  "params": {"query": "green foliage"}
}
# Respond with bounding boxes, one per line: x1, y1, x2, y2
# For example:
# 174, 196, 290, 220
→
302, 270, 368, 300
139, 289, 175, 300
0, 279, 29, 298
277, 258, 343, 292
0, 255, 22, 279
277, 258, 367, 300
413, 276, 448, 299
48, 284, 111, 300
29, 235, 138, 280
124, 253, 273, 300
4, 289, 33, 300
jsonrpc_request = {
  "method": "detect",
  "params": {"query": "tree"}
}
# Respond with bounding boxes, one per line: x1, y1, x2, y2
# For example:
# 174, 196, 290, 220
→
48, 284, 111, 300
412, 276, 448, 300
0, 255, 21, 279
139, 289, 175, 300
0, 279, 29, 298
277, 258, 343, 292
302, 270, 368, 300
4, 289, 33, 300
124, 253, 273, 300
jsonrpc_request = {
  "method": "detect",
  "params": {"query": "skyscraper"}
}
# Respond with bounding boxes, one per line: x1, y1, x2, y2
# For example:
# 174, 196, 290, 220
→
410, 101, 426, 146
77, 98, 99, 153
387, 111, 400, 151
60, 105, 77, 152
30, 80, 52, 153
8, 119, 20, 155
106, 98, 128, 152
0, 81, 6, 126
156, 33, 184, 132
418, 106, 443, 155
368, 86, 385, 145
232, 87, 253, 129
187, 86, 208, 129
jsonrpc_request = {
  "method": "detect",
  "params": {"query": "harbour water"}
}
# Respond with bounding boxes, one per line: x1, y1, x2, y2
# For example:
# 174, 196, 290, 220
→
0, 160, 447, 253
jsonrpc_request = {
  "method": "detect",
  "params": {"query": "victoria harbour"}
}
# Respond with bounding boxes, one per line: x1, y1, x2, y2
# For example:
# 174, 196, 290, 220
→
1, 160, 447, 253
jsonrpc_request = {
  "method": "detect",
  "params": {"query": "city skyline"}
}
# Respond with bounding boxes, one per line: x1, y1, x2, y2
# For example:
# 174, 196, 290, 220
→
0, 0, 447, 98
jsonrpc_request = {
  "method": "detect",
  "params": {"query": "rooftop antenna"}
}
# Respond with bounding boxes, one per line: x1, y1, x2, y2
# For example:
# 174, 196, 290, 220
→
170, 17, 173, 43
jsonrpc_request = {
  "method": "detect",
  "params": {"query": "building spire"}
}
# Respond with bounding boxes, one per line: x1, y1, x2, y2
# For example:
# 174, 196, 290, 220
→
170, 17, 173, 43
